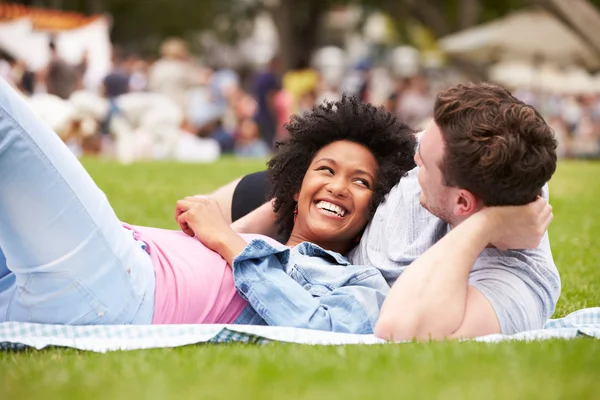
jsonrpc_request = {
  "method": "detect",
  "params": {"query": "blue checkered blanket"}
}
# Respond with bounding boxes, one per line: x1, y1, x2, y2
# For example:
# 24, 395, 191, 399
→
1, 308, 598, 352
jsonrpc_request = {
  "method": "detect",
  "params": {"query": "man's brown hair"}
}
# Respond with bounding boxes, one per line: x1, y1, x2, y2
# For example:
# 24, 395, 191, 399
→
433, 82, 557, 206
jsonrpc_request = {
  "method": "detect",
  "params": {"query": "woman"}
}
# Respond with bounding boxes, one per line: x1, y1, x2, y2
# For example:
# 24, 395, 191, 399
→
0, 80, 415, 333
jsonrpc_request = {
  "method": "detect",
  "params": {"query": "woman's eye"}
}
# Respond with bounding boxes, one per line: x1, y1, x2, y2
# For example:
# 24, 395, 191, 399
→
317, 166, 334, 174
355, 179, 370, 188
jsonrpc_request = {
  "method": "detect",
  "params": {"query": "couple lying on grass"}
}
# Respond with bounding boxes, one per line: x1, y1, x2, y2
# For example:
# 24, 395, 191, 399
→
0, 79, 558, 341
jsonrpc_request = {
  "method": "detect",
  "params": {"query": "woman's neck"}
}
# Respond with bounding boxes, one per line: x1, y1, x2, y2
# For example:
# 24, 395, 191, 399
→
285, 232, 350, 255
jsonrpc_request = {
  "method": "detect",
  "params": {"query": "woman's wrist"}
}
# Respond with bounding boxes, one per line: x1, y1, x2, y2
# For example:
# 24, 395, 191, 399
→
212, 228, 248, 267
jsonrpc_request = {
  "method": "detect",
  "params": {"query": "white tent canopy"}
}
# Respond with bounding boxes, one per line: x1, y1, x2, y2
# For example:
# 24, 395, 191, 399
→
488, 60, 598, 94
439, 8, 600, 70
0, 14, 111, 90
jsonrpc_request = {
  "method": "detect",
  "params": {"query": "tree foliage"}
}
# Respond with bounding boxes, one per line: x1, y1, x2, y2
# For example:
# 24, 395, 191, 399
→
13, 0, 600, 66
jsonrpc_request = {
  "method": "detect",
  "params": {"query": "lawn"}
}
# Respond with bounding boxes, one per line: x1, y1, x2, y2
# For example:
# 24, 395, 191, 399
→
1, 158, 599, 400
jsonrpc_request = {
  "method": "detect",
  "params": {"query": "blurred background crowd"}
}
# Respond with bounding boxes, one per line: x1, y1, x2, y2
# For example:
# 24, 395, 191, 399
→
1, 0, 600, 163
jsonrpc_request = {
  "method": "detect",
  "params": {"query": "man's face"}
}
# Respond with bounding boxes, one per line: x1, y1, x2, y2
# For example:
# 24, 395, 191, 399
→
414, 122, 456, 224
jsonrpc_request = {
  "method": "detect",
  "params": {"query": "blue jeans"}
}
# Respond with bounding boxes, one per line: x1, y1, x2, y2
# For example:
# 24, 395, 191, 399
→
0, 80, 155, 325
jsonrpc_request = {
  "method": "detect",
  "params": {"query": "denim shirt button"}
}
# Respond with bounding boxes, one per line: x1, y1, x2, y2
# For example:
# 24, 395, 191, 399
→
240, 283, 249, 293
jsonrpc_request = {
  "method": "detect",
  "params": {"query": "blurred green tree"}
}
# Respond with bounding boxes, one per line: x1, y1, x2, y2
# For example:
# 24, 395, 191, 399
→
11, 0, 600, 69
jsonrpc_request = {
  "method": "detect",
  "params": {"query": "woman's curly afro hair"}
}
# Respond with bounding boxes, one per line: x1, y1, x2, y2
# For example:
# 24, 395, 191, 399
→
267, 95, 417, 238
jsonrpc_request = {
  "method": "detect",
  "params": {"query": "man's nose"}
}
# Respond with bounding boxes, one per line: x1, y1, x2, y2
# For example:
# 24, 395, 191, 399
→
414, 152, 421, 166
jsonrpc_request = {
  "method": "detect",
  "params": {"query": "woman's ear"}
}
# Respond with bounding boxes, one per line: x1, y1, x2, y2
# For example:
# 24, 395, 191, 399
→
293, 192, 299, 202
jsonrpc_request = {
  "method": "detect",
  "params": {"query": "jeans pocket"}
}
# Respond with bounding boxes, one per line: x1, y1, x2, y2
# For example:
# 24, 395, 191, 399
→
16, 272, 109, 325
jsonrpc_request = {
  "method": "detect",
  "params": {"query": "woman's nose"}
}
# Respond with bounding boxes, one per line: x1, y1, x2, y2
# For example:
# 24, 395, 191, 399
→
327, 177, 349, 197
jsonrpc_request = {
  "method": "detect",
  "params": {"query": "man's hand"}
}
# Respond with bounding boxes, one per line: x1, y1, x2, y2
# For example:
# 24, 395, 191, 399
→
482, 197, 553, 251
175, 196, 236, 252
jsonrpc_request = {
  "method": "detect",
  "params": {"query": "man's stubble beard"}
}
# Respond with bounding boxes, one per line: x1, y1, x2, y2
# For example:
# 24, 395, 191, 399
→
420, 194, 454, 225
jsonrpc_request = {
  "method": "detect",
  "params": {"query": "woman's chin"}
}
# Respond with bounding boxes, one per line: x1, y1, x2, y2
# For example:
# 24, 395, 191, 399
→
305, 226, 350, 246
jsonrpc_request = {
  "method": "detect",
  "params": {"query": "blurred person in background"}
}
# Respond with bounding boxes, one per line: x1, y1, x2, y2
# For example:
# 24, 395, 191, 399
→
45, 41, 78, 100
341, 60, 372, 103
98, 46, 131, 155
75, 50, 89, 91
187, 68, 243, 153
234, 118, 270, 158
0, 53, 13, 86
384, 77, 410, 116
102, 46, 130, 99
252, 57, 281, 147
1, 56, 35, 96
571, 95, 600, 158
148, 38, 196, 113
13, 60, 35, 96
273, 89, 294, 142
396, 74, 434, 130
128, 55, 149, 92
282, 58, 319, 114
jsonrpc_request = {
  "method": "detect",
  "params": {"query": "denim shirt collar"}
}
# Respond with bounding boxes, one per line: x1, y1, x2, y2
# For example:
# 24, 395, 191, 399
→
293, 242, 351, 266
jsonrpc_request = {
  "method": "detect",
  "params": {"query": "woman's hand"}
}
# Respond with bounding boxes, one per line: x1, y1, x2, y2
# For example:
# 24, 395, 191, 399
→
174, 197, 195, 237
482, 197, 553, 250
175, 196, 236, 252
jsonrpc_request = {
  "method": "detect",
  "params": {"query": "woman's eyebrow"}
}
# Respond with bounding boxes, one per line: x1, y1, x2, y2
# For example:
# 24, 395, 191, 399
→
315, 158, 375, 180
315, 158, 337, 165
354, 169, 375, 181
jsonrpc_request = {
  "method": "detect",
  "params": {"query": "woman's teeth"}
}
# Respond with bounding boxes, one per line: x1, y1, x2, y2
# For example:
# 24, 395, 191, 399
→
315, 200, 347, 217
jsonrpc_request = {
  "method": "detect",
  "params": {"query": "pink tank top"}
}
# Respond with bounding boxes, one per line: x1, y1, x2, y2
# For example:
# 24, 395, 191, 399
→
125, 224, 273, 325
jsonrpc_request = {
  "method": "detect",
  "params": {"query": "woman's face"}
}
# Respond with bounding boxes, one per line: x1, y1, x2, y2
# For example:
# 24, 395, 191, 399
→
294, 140, 378, 247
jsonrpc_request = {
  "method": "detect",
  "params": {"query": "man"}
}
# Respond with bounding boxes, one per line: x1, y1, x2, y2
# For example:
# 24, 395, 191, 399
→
102, 47, 130, 99
203, 83, 559, 341
147, 38, 196, 113
252, 57, 281, 147
45, 41, 78, 100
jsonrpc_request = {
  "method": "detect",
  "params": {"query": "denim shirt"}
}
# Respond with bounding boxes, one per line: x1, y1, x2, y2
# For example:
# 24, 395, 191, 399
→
232, 239, 389, 334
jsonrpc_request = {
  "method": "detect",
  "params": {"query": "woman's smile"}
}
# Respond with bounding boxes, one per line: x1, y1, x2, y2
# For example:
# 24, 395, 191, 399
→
314, 200, 349, 218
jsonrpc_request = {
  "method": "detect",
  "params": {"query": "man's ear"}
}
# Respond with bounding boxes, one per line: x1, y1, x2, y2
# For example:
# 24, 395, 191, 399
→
454, 189, 479, 217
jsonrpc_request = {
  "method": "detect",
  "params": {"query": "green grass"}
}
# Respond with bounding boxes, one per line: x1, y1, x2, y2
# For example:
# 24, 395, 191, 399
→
2, 158, 600, 400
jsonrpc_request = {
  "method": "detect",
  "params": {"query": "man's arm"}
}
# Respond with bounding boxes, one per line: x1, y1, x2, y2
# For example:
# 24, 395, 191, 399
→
374, 211, 500, 341
375, 198, 553, 342
204, 171, 281, 240
207, 177, 242, 224
230, 200, 281, 240
206, 171, 272, 225
182, 176, 280, 240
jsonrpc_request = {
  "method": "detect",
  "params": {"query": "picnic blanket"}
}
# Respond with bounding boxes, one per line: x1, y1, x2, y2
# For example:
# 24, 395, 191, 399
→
1, 308, 599, 352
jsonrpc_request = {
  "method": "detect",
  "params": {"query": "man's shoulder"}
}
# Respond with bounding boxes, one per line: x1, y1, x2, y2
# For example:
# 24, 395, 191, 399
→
475, 238, 556, 275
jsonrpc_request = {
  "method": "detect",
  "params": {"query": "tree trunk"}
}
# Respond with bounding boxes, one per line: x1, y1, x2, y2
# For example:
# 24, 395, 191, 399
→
405, 0, 453, 37
88, 0, 105, 14
459, 0, 481, 29
268, 0, 326, 71
49, 0, 63, 9
384, 0, 486, 80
